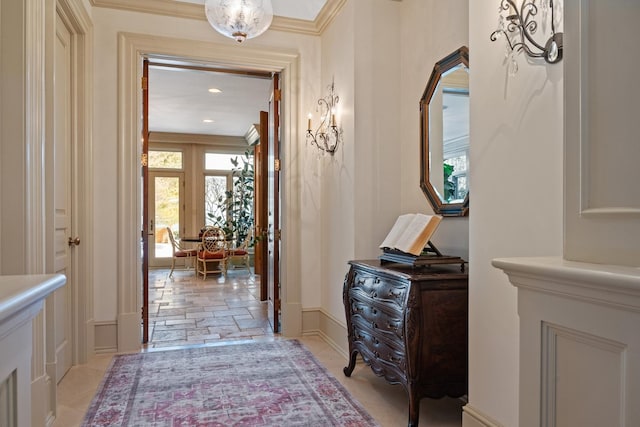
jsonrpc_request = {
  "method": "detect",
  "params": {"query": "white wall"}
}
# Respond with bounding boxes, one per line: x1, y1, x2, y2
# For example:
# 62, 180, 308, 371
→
399, 0, 469, 259
467, 2, 563, 425
317, 0, 402, 322
318, 1, 356, 320
0, 0, 29, 275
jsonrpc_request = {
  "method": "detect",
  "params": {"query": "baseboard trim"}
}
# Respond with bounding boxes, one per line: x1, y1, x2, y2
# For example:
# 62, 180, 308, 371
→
31, 372, 51, 427
462, 404, 505, 427
86, 318, 95, 359
282, 302, 302, 337
301, 308, 348, 359
94, 321, 117, 353
117, 312, 141, 352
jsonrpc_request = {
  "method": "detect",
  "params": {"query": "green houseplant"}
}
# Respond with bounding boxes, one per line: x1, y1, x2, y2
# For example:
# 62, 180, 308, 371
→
207, 149, 254, 246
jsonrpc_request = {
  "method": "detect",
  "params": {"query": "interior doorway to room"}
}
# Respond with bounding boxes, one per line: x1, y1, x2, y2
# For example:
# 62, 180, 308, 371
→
140, 58, 281, 346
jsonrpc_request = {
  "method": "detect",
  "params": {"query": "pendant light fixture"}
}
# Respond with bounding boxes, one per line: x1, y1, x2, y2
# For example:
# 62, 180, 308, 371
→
204, 0, 274, 43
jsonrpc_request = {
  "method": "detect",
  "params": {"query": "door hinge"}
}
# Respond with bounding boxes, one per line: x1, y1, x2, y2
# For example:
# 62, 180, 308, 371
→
274, 158, 281, 171
274, 229, 282, 241
274, 299, 281, 312
141, 153, 148, 167
274, 88, 282, 102
141, 76, 148, 90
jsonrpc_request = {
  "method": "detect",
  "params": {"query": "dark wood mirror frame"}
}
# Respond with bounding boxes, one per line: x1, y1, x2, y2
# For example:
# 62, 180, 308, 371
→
420, 46, 469, 217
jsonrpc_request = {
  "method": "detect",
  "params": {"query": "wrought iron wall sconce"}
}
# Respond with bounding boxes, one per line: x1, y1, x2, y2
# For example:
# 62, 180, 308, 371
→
306, 79, 343, 155
490, 0, 563, 72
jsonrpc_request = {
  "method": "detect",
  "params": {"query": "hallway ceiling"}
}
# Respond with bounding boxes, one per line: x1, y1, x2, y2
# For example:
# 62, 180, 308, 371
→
148, 65, 272, 137
149, 0, 327, 138
174, 0, 328, 21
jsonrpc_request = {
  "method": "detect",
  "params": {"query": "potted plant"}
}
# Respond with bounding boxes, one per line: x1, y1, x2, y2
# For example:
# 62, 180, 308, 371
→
207, 149, 255, 247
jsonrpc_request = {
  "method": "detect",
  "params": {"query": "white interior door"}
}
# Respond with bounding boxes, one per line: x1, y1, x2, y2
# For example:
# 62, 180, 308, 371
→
52, 12, 73, 382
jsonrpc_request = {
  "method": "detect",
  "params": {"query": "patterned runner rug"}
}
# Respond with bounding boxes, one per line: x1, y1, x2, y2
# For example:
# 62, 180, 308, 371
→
82, 339, 378, 426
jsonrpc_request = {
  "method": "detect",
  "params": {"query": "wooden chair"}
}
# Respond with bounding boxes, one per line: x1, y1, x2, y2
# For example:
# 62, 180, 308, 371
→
227, 230, 252, 274
196, 226, 228, 280
167, 227, 197, 278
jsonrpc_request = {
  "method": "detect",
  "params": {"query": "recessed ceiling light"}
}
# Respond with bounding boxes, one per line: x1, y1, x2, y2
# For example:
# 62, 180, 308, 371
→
208, 88, 221, 93
203, 119, 214, 123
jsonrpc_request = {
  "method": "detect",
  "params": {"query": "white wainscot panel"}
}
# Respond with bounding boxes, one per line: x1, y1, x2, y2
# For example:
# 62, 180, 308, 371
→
493, 256, 640, 427
0, 274, 66, 427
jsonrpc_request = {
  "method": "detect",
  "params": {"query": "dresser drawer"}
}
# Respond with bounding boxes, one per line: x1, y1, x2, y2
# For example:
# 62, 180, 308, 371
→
351, 322, 408, 377
349, 297, 405, 340
351, 269, 409, 309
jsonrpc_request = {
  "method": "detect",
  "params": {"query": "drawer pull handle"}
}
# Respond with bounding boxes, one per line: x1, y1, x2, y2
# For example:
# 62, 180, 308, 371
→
372, 322, 378, 329
374, 278, 381, 284
389, 290, 403, 298
370, 291, 378, 298
371, 308, 377, 315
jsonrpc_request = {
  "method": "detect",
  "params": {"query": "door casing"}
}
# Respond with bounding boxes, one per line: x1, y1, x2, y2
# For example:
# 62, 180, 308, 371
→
117, 34, 303, 351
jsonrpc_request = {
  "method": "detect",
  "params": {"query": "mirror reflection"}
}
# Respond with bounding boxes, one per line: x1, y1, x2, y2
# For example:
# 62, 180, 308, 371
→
420, 46, 469, 217
429, 66, 469, 203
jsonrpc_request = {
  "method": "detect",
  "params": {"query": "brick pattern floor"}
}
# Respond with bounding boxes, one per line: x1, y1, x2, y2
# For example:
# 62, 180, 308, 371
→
146, 268, 273, 348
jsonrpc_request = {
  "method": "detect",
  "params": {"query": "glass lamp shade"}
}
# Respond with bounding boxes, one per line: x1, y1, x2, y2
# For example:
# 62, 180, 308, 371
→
204, 0, 274, 43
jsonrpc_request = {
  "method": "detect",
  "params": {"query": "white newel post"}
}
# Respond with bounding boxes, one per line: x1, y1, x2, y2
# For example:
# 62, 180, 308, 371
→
493, 257, 640, 427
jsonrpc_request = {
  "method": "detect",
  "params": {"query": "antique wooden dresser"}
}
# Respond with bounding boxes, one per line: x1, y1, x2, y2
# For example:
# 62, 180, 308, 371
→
342, 259, 468, 427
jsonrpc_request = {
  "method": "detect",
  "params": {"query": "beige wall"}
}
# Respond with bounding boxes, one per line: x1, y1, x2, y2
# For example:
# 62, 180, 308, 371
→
467, 2, 563, 426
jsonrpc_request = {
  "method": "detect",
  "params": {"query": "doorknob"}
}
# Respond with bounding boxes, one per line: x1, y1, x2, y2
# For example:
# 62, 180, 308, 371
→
68, 237, 81, 247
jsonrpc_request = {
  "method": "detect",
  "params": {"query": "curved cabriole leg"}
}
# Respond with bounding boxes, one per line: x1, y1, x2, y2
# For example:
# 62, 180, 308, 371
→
407, 385, 419, 427
343, 351, 358, 377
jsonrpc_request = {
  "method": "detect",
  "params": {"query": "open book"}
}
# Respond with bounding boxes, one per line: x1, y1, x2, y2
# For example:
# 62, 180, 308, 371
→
379, 213, 443, 256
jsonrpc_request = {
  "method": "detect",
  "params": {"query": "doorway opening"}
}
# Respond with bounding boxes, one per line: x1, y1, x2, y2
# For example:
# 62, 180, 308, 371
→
117, 33, 301, 352
142, 58, 278, 347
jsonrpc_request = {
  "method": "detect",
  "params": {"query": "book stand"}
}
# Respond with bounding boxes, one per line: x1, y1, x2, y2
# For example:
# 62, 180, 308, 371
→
379, 241, 466, 271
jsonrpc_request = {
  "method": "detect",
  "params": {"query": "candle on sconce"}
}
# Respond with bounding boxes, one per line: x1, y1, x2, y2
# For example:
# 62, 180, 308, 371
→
305, 77, 342, 155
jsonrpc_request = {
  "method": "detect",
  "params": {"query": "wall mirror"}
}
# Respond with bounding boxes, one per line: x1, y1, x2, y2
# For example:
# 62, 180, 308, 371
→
420, 46, 469, 217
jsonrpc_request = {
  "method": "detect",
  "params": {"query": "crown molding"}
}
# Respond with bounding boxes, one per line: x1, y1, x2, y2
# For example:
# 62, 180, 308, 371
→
90, 0, 347, 36
91, 0, 203, 20
313, 0, 347, 34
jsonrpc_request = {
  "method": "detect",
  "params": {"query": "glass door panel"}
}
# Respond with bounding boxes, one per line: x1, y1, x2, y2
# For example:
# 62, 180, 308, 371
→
204, 174, 230, 227
149, 172, 184, 267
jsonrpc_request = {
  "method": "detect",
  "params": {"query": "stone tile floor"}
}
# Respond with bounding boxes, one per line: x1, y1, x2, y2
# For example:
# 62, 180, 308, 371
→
147, 267, 273, 348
